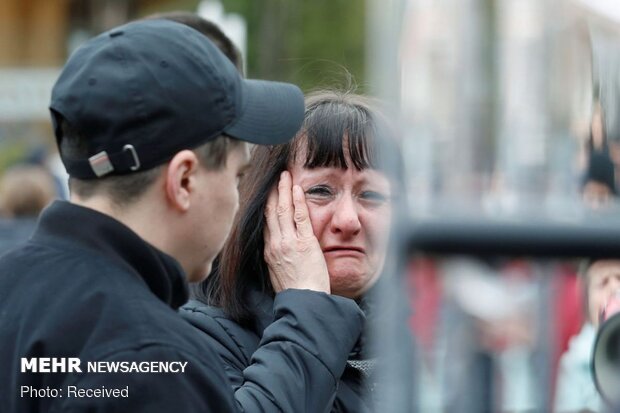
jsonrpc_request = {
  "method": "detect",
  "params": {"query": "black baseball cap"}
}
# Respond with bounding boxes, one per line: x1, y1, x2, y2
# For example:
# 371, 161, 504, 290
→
50, 19, 304, 179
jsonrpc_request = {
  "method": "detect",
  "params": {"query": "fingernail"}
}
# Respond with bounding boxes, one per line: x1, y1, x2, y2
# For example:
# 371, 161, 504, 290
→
281, 171, 288, 180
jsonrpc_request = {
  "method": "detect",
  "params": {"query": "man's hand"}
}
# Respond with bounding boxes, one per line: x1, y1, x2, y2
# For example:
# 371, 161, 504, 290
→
263, 171, 330, 293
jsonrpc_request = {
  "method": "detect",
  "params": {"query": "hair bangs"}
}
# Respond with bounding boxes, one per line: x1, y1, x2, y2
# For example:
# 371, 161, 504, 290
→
297, 101, 377, 170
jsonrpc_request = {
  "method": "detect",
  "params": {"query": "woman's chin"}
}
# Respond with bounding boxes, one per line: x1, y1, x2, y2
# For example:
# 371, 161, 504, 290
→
329, 271, 374, 300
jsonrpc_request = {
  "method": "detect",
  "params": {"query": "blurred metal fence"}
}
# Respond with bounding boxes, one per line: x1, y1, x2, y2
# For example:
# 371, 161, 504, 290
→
367, 0, 620, 411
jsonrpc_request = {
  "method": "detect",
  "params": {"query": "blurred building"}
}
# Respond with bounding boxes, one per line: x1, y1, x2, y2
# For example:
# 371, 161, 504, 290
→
0, 0, 200, 173
398, 0, 594, 216
0, 0, 67, 67
0, 0, 171, 67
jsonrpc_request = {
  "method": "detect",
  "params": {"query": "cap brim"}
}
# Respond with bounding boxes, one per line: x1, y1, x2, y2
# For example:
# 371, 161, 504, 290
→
224, 79, 305, 145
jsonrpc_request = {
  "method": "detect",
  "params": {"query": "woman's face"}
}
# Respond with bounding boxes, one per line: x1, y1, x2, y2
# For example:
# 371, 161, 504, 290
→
288, 156, 392, 299
587, 260, 620, 326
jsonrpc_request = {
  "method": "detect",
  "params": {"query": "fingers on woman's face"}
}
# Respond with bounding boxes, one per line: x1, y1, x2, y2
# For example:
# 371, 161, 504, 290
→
264, 186, 280, 239
265, 171, 311, 253
276, 171, 295, 237
291, 185, 313, 239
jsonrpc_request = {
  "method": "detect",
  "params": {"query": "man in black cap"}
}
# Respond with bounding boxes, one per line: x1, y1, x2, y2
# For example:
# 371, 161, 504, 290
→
0, 19, 363, 412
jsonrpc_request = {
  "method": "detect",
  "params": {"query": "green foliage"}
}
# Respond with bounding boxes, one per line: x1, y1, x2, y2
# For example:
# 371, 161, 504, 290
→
139, 0, 202, 16
221, 0, 366, 93
0, 143, 27, 175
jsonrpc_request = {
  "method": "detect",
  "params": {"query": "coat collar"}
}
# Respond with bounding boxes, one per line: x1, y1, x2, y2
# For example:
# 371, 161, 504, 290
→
247, 289, 275, 334
33, 201, 189, 309
248, 285, 376, 360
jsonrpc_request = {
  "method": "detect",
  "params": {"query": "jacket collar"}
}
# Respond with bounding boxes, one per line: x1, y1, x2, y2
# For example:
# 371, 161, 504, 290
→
247, 289, 275, 334
33, 201, 189, 309
248, 286, 374, 360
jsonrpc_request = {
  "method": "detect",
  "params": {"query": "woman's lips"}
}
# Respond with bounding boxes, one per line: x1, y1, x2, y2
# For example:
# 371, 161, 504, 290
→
323, 247, 365, 257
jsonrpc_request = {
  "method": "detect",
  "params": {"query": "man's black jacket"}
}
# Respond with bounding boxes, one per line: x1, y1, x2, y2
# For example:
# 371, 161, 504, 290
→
0, 201, 364, 412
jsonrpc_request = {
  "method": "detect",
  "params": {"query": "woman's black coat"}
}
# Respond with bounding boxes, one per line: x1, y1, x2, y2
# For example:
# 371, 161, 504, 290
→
180, 289, 373, 413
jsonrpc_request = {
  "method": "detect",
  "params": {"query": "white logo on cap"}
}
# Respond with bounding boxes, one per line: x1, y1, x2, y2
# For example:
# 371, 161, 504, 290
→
88, 151, 114, 177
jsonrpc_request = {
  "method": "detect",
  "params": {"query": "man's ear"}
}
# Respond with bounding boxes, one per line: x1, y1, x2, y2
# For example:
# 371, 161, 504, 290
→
165, 150, 200, 212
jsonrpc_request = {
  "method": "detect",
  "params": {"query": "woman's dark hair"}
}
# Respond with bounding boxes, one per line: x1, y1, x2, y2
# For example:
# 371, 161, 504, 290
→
192, 90, 400, 325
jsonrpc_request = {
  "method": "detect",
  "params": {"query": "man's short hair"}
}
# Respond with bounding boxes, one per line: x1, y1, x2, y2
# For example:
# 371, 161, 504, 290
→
146, 12, 243, 73
59, 116, 242, 206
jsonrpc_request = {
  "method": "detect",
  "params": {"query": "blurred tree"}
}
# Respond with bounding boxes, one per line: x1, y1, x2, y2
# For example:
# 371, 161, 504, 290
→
221, 0, 366, 92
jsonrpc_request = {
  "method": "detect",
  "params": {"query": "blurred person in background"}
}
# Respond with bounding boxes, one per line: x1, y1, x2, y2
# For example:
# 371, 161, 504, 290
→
552, 99, 618, 412
21, 146, 69, 200
409, 257, 582, 412
0, 19, 365, 413
581, 100, 617, 209
182, 91, 399, 412
581, 151, 617, 209
588, 101, 607, 152
443, 259, 539, 412
0, 164, 56, 254
553, 259, 620, 412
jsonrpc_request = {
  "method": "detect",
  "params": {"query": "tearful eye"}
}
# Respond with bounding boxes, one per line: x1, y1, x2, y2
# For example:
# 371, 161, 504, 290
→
305, 185, 333, 197
360, 191, 389, 204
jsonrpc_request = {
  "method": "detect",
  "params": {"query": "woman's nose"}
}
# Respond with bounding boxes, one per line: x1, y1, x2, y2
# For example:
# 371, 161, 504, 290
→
330, 194, 362, 236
